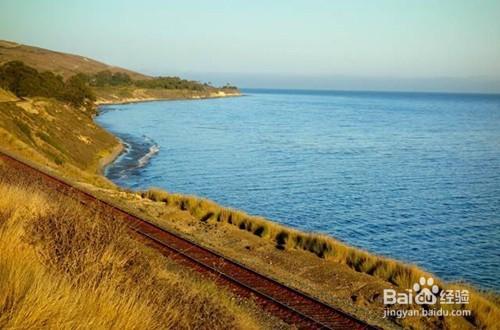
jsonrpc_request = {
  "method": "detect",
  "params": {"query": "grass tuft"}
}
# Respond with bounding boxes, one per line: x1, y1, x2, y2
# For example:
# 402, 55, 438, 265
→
141, 187, 500, 329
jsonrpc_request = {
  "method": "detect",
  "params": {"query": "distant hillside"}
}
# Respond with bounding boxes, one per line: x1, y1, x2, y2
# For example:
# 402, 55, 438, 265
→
0, 40, 240, 105
0, 40, 148, 80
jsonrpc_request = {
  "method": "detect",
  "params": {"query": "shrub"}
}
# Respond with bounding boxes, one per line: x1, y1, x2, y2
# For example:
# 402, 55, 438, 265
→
61, 73, 95, 106
139, 187, 500, 329
0, 61, 94, 107
90, 70, 132, 87
0, 60, 40, 97
135, 76, 206, 91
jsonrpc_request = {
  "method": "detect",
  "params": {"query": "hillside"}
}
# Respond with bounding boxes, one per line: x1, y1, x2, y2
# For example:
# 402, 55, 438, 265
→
0, 40, 240, 105
0, 162, 280, 329
0, 40, 148, 80
0, 90, 119, 186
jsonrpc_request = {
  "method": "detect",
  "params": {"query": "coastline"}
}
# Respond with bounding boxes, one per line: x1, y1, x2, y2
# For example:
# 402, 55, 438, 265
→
94, 90, 242, 106
99, 141, 124, 174
95, 89, 241, 174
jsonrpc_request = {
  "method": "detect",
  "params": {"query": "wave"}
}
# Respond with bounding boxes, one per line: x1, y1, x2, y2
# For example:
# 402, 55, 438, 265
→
137, 144, 160, 168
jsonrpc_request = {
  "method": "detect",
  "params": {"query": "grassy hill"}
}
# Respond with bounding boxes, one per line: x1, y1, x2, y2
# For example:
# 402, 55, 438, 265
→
0, 40, 148, 80
0, 163, 277, 329
0, 90, 119, 186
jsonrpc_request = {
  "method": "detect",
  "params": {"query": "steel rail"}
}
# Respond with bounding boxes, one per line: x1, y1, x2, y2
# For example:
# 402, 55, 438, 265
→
0, 149, 379, 330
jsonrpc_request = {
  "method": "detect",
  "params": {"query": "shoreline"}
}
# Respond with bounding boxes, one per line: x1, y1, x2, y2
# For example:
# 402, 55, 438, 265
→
99, 142, 125, 174
94, 90, 242, 107
95, 90, 242, 174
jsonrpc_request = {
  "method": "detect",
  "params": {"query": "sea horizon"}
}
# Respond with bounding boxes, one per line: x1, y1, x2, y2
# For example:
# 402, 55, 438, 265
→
241, 87, 500, 97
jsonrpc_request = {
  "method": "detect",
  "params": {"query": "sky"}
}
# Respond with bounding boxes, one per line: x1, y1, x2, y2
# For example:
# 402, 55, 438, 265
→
1, 0, 500, 92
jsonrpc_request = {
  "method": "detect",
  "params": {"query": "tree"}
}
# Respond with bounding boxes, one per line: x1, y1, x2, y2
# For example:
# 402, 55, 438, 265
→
63, 73, 95, 106
0, 61, 95, 107
0, 61, 40, 97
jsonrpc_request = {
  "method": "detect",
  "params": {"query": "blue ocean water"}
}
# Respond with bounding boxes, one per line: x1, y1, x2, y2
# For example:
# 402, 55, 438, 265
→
96, 89, 500, 291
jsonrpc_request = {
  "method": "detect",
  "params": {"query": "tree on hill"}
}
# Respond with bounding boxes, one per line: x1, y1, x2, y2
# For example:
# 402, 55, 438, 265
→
0, 61, 94, 107
90, 70, 132, 87
0, 61, 41, 97
62, 73, 96, 106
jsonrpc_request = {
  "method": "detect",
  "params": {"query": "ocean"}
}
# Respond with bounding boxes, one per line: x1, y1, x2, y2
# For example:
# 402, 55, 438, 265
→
96, 89, 500, 291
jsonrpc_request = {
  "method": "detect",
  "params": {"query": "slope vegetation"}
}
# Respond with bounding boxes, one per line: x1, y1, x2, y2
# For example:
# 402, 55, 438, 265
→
0, 161, 280, 329
0, 88, 119, 186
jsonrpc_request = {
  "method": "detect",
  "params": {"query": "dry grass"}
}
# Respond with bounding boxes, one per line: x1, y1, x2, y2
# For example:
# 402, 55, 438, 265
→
0, 88, 17, 102
0, 39, 148, 80
140, 189, 428, 287
0, 93, 119, 187
141, 188, 500, 329
0, 179, 271, 329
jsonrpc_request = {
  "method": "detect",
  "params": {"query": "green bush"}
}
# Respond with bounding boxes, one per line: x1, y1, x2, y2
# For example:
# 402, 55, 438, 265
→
86, 70, 209, 91
135, 76, 205, 91
0, 61, 94, 107
0, 61, 238, 105
90, 70, 132, 87
62, 73, 96, 106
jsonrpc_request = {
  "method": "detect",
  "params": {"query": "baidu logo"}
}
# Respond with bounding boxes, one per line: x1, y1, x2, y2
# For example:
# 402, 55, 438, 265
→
383, 276, 471, 319
384, 276, 440, 305
414, 277, 439, 305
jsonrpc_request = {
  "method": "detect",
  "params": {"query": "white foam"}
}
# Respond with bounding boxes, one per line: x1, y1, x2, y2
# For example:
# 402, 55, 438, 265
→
138, 144, 160, 167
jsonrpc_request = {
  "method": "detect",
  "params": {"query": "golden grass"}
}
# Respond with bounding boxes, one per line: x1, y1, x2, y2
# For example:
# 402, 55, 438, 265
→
0, 180, 267, 329
0, 87, 17, 102
140, 189, 427, 287
141, 188, 500, 329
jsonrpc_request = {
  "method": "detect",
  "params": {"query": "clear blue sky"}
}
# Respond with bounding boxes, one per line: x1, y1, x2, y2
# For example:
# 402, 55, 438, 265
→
1, 0, 500, 92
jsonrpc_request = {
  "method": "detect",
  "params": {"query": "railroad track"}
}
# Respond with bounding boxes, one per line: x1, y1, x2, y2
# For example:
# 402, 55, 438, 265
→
0, 150, 378, 330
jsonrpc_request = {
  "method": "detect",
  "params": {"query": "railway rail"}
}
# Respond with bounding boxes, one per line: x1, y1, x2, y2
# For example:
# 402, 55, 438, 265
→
0, 150, 378, 330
